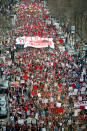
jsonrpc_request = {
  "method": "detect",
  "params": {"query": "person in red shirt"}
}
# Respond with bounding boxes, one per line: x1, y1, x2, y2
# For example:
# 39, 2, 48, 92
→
33, 31, 35, 36
72, 83, 76, 88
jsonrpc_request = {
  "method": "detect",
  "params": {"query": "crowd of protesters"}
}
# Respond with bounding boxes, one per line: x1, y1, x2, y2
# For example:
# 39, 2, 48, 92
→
0, 0, 87, 130
0, 0, 18, 15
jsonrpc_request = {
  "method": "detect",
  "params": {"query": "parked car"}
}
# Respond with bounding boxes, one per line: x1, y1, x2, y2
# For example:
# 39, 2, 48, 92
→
0, 95, 8, 117
0, 80, 8, 93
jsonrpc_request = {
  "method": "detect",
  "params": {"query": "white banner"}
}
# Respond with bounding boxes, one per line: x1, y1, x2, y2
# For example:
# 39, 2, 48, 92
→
16, 36, 54, 48
74, 101, 87, 108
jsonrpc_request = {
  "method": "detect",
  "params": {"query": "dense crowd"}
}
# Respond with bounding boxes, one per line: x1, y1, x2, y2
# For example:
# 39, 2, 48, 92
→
0, 0, 87, 131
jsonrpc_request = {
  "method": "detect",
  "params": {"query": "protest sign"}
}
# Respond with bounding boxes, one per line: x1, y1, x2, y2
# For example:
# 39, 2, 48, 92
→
56, 103, 61, 107
18, 119, 24, 124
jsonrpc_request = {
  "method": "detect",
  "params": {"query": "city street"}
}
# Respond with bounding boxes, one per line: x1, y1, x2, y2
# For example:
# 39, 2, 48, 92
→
0, 0, 87, 130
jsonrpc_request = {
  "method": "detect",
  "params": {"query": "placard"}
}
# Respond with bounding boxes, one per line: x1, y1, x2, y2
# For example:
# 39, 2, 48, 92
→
56, 103, 61, 107
71, 26, 75, 34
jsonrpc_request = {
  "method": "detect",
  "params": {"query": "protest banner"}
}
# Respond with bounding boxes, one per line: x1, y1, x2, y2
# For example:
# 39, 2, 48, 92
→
74, 101, 87, 108
51, 107, 64, 115
15, 36, 54, 48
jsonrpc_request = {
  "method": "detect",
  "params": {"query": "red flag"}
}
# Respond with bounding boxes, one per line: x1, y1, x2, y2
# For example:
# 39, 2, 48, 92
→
59, 39, 63, 43
31, 91, 35, 97
46, 91, 51, 97
64, 51, 68, 55
72, 84, 76, 88
40, 83, 44, 88
34, 65, 38, 70
80, 106, 85, 110
39, 66, 43, 70
33, 85, 37, 90
58, 83, 62, 91
24, 75, 28, 80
